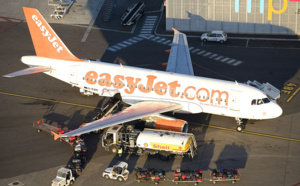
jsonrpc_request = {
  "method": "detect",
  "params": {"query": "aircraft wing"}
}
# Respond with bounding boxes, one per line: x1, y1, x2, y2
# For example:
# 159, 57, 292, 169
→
3, 66, 51, 77
60, 101, 182, 137
166, 28, 194, 76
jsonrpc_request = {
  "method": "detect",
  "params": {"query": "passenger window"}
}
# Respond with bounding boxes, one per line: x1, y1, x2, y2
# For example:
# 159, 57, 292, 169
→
251, 99, 256, 105
210, 34, 217, 37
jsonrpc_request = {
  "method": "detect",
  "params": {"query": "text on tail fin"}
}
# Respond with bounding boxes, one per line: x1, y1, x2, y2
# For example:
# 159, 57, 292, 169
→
23, 7, 83, 62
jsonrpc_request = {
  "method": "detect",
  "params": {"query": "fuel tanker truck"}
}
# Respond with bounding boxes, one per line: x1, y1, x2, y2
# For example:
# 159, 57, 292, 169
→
101, 124, 197, 159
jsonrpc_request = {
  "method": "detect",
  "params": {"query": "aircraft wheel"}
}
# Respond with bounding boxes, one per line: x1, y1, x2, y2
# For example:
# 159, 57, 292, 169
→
118, 176, 124, 182
110, 146, 118, 154
236, 125, 243, 132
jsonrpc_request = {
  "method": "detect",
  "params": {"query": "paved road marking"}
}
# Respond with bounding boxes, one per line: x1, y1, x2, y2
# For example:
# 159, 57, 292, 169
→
197, 50, 206, 55
227, 59, 236, 64
189, 121, 300, 142
287, 87, 300, 103
140, 16, 158, 35
81, 0, 104, 42
0, 91, 102, 110
0, 17, 23, 34
221, 57, 230, 62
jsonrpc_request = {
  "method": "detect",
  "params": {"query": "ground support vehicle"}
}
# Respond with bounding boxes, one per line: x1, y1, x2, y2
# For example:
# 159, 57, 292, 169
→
68, 138, 87, 176
135, 168, 165, 185
102, 125, 197, 160
172, 169, 203, 185
33, 119, 63, 134
49, 0, 74, 20
102, 161, 129, 182
33, 119, 78, 144
209, 169, 240, 184
52, 167, 75, 186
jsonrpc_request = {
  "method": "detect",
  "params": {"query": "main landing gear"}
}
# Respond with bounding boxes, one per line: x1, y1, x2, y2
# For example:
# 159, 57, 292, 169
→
235, 118, 247, 132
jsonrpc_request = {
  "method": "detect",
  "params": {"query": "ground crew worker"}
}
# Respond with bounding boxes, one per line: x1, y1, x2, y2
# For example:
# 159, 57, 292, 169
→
118, 146, 123, 157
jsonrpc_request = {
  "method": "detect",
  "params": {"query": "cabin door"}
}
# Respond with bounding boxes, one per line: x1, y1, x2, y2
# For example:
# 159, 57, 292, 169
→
230, 90, 242, 111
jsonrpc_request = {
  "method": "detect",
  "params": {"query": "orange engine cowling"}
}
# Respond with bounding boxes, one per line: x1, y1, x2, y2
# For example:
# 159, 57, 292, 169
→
144, 119, 188, 133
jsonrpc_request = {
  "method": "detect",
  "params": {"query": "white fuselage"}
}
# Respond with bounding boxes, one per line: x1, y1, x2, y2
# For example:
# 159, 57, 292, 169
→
22, 56, 282, 120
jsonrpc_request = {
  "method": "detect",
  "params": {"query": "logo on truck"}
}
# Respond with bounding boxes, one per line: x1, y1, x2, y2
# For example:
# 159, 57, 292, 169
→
152, 144, 170, 150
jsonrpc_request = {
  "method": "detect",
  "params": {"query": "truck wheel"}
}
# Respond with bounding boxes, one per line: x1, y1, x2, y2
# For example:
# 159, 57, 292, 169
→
213, 180, 216, 184
203, 39, 207, 42
155, 181, 159, 185
70, 180, 74, 185
110, 146, 118, 154
118, 176, 124, 182
220, 40, 224, 44
194, 182, 198, 185
104, 175, 109, 179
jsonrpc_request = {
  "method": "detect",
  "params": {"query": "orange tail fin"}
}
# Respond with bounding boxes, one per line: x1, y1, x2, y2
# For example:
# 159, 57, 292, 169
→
23, 7, 83, 62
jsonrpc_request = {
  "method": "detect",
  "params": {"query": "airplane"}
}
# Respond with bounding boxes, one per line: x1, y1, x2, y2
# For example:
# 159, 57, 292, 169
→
4, 7, 282, 136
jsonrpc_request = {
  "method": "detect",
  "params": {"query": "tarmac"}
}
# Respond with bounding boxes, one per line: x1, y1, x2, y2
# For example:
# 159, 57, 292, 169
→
0, 0, 300, 186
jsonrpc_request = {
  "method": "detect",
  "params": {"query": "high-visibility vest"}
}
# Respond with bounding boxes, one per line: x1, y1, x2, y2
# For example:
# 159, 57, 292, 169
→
118, 148, 123, 154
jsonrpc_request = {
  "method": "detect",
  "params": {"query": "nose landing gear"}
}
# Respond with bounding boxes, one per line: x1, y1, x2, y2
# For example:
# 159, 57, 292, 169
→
235, 118, 247, 132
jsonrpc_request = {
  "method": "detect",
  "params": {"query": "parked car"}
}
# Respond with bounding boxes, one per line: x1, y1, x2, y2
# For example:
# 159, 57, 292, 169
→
200, 31, 227, 43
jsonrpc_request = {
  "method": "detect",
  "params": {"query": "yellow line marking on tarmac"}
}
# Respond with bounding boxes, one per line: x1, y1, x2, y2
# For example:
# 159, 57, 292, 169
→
189, 121, 300, 142
287, 87, 300, 103
1, 92, 300, 142
0, 91, 102, 110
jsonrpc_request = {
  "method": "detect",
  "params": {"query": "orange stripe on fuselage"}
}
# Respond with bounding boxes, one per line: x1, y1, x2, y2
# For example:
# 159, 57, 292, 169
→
23, 7, 83, 62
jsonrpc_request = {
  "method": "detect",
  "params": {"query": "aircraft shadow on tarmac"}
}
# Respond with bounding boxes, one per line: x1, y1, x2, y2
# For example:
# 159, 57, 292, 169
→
215, 142, 248, 169
39, 96, 117, 175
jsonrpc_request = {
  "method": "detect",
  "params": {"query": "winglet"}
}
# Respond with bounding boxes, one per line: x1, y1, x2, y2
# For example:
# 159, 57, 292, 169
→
172, 28, 180, 35
22, 7, 83, 62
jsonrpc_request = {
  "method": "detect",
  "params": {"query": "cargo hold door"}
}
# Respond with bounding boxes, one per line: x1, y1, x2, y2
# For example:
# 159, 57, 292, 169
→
70, 66, 78, 85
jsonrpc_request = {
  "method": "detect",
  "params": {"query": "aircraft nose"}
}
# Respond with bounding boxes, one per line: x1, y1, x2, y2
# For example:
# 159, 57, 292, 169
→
273, 104, 283, 118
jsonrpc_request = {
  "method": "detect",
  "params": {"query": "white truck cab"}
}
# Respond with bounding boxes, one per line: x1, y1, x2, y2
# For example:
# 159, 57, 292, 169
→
52, 167, 75, 186
103, 161, 129, 181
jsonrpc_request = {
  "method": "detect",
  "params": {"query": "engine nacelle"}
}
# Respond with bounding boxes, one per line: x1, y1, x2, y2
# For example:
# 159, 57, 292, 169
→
144, 119, 188, 133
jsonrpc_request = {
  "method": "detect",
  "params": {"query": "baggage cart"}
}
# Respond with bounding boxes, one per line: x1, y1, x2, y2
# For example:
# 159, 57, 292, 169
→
135, 168, 165, 185
172, 169, 203, 185
209, 169, 240, 184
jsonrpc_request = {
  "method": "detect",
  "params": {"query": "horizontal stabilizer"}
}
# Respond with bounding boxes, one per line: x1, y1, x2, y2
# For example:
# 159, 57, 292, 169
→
3, 66, 51, 78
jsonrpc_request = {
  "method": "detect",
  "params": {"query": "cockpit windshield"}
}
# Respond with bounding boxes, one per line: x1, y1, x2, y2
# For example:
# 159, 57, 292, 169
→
251, 98, 270, 105
262, 98, 270, 103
